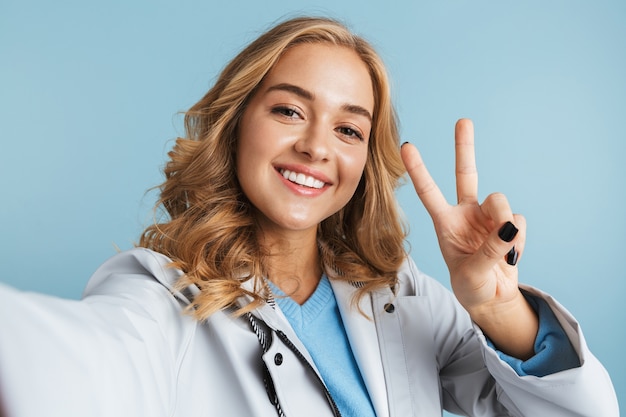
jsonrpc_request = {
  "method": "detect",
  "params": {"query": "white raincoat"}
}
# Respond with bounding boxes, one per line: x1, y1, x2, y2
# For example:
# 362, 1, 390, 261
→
0, 248, 619, 416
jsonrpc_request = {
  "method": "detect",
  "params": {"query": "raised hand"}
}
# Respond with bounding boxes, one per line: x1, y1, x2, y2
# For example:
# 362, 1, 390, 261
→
401, 119, 538, 359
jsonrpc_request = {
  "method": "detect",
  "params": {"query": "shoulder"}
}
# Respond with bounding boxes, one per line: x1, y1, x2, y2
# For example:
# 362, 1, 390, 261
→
83, 247, 193, 305
81, 248, 198, 351
395, 255, 455, 300
0, 248, 199, 416
393, 255, 474, 340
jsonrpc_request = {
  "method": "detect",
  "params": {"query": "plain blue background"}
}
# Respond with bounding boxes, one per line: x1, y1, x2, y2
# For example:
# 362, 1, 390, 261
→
1, 0, 624, 413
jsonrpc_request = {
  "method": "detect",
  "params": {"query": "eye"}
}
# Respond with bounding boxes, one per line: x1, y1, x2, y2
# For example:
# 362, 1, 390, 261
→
336, 126, 365, 142
271, 106, 302, 119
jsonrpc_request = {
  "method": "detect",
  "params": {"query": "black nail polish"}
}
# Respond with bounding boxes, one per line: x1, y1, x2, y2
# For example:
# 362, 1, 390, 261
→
506, 246, 518, 266
401, 141, 409, 147
498, 221, 518, 242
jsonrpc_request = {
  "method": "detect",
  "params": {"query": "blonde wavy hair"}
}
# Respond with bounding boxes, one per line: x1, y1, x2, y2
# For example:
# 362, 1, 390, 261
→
139, 16, 407, 320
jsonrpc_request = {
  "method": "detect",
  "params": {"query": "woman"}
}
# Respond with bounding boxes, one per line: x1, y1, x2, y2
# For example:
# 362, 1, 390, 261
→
0, 16, 618, 417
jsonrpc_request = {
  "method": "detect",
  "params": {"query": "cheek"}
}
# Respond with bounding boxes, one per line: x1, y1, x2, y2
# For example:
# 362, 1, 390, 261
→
235, 135, 257, 193
342, 148, 369, 186
236, 145, 264, 189
236, 122, 265, 176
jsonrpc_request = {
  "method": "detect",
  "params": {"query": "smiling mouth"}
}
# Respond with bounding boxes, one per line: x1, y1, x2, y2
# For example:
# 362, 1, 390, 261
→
279, 168, 326, 189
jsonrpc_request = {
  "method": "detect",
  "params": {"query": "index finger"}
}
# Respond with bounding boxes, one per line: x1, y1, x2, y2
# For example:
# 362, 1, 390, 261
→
401, 142, 449, 218
455, 119, 479, 204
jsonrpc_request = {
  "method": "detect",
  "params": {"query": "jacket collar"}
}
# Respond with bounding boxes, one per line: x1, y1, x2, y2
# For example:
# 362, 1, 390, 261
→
176, 263, 393, 417
244, 275, 392, 417
240, 277, 322, 374
329, 279, 391, 417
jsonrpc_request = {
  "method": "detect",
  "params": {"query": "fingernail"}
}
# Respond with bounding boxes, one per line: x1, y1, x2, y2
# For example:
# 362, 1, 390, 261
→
506, 246, 518, 266
498, 221, 518, 242
401, 141, 409, 147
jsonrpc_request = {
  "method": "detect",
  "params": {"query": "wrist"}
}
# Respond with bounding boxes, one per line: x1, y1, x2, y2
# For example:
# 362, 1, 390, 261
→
470, 290, 539, 360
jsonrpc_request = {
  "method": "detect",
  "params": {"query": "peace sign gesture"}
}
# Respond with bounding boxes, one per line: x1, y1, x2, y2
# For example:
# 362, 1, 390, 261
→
401, 119, 538, 359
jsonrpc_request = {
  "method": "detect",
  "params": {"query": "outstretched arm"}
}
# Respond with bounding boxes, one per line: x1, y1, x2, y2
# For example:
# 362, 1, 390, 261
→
401, 118, 538, 359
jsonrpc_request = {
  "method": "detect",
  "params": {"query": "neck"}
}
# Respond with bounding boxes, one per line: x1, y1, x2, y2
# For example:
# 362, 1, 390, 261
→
258, 228, 322, 305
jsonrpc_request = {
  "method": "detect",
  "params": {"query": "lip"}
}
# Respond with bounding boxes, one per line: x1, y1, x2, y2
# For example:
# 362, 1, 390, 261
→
275, 163, 333, 185
274, 163, 332, 196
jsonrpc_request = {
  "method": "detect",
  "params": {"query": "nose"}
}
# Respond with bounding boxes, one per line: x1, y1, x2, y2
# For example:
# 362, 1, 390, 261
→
293, 123, 330, 162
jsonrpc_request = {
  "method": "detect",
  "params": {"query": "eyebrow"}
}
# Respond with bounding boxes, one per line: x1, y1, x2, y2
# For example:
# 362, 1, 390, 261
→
266, 83, 372, 122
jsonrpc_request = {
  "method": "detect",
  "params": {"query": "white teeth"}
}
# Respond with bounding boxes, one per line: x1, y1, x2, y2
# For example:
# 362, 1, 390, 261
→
280, 169, 325, 189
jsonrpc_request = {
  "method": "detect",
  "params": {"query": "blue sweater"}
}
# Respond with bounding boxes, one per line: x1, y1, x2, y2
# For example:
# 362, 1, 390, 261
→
270, 276, 376, 417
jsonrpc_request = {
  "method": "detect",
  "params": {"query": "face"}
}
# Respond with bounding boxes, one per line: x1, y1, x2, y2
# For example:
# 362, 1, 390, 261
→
236, 43, 374, 238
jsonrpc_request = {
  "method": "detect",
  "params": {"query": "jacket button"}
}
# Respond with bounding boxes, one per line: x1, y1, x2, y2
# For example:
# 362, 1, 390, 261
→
384, 303, 395, 313
274, 353, 283, 366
